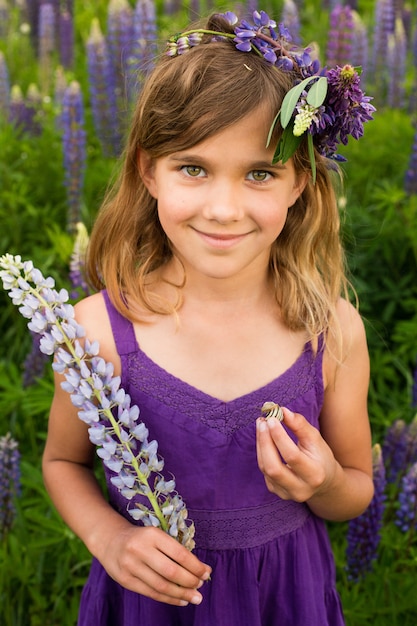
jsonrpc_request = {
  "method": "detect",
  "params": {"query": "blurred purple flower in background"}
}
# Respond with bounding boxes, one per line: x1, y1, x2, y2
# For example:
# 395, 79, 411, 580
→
61, 81, 86, 233
346, 444, 386, 581
0, 433, 21, 539
86, 18, 123, 157
0, 50, 10, 118
404, 126, 417, 196
326, 5, 354, 68
395, 462, 417, 532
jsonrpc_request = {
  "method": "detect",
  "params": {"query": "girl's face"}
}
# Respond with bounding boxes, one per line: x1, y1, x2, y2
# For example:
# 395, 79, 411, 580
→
139, 106, 307, 284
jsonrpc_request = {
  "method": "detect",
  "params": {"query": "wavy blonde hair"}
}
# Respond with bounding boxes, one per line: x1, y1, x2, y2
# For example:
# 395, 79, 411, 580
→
86, 14, 351, 349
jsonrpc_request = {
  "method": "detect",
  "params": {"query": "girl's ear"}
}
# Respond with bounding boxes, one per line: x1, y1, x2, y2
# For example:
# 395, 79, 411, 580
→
137, 148, 158, 198
290, 172, 309, 206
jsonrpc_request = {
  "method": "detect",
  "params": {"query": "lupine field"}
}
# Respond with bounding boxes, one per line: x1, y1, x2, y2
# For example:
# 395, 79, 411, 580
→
0, 0, 417, 624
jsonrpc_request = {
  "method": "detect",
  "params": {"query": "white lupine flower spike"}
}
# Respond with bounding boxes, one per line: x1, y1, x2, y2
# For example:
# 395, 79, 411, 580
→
0, 254, 195, 550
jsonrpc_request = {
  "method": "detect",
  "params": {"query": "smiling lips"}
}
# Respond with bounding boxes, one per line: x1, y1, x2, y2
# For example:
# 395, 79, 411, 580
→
193, 227, 250, 249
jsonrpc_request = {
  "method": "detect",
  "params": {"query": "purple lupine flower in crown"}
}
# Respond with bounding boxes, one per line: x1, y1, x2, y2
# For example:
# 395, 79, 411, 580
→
167, 10, 375, 181
86, 18, 123, 157
0, 255, 196, 550
281, 0, 300, 45
0, 433, 21, 539
69, 222, 93, 300
61, 81, 86, 233
107, 0, 134, 97
0, 51, 10, 118
58, 9, 74, 68
382, 418, 408, 483
346, 444, 386, 581
404, 126, 417, 196
38, 1, 56, 95
387, 17, 407, 109
326, 5, 354, 68
395, 461, 417, 533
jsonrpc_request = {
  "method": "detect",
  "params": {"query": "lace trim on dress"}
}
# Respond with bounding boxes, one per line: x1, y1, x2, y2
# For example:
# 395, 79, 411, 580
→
189, 499, 311, 549
125, 347, 318, 435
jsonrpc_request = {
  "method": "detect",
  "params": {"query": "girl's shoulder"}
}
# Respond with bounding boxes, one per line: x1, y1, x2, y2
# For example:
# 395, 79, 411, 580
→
323, 297, 369, 388
74, 292, 122, 374
334, 297, 367, 350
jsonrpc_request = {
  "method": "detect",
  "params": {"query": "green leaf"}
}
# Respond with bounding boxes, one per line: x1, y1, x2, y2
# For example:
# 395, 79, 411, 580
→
280, 76, 317, 129
266, 110, 281, 148
306, 76, 328, 107
307, 133, 316, 184
272, 125, 303, 164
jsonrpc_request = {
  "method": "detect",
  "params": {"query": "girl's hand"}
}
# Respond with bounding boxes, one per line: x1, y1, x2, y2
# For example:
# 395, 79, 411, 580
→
98, 525, 212, 606
256, 407, 339, 503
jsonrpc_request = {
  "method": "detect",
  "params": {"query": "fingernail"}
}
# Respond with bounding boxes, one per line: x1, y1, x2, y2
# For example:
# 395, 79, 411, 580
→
191, 593, 203, 605
257, 418, 267, 432
179, 600, 189, 606
201, 570, 211, 581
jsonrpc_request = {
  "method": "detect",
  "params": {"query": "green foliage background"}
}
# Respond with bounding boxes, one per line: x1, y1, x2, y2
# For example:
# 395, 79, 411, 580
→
1, 0, 417, 624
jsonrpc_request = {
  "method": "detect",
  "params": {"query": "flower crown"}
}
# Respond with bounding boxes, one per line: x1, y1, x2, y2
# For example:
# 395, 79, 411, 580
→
167, 10, 375, 182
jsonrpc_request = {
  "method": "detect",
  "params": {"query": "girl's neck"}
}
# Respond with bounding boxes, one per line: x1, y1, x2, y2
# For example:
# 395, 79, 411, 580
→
160, 258, 275, 312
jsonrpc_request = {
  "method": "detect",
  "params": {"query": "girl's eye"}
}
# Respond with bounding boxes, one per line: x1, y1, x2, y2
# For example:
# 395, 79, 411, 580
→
181, 165, 205, 177
248, 170, 272, 182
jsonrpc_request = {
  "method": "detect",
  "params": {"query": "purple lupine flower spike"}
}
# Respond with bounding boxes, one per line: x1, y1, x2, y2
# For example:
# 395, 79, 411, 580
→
346, 444, 386, 581
126, 0, 158, 103
23, 332, 50, 387
404, 126, 417, 196
107, 0, 134, 97
326, 5, 354, 68
404, 414, 417, 469
395, 462, 417, 533
9, 85, 35, 134
61, 81, 87, 233
38, 2, 56, 95
0, 433, 21, 539
350, 11, 369, 82
58, 8, 74, 68
0, 51, 10, 118
387, 18, 407, 109
86, 18, 123, 157
371, 0, 395, 100
0, 255, 196, 550
281, 0, 300, 45
382, 418, 408, 483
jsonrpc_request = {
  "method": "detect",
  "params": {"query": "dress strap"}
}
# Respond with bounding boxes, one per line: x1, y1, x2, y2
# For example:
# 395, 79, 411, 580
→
102, 290, 138, 355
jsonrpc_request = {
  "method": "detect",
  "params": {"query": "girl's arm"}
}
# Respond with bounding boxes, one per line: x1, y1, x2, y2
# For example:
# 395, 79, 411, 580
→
256, 298, 374, 521
42, 295, 211, 606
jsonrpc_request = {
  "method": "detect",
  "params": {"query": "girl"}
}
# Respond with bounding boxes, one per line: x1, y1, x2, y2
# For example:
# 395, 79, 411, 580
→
43, 10, 374, 626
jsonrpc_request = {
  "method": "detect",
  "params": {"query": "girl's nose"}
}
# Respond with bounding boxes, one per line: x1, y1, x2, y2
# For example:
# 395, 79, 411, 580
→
202, 180, 244, 223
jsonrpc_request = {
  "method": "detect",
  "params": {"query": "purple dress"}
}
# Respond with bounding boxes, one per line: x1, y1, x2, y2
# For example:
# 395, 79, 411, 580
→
78, 292, 345, 626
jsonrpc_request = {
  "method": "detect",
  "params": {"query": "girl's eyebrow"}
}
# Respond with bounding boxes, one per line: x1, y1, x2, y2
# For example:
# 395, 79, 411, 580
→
168, 153, 287, 171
